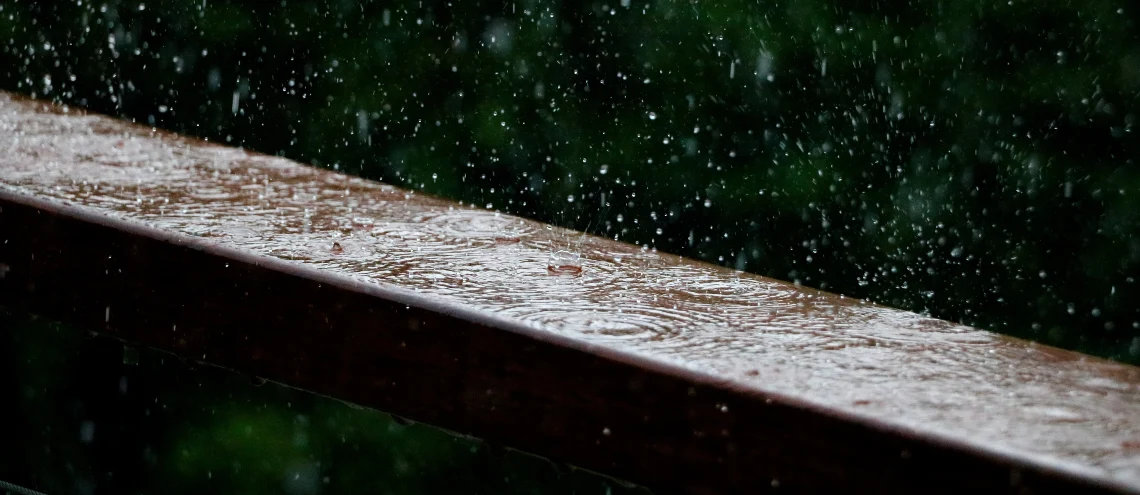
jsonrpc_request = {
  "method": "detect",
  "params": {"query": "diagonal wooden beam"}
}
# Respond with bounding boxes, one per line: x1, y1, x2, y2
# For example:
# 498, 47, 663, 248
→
2, 92, 1139, 494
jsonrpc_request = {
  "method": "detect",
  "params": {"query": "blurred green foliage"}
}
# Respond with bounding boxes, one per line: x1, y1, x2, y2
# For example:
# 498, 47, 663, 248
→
0, 309, 649, 494
0, 0, 1138, 361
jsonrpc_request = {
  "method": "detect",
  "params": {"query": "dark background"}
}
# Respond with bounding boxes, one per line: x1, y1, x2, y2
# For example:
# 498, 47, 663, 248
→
1, 0, 1137, 360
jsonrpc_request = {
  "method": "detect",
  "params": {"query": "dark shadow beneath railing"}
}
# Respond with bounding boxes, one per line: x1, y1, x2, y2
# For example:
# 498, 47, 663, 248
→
0, 308, 649, 495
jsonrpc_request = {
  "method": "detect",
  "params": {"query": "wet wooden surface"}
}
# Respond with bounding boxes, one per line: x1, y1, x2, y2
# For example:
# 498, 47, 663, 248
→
2, 92, 1140, 494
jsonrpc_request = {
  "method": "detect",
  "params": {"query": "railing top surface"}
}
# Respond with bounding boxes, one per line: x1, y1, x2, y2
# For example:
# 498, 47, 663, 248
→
2, 92, 1140, 490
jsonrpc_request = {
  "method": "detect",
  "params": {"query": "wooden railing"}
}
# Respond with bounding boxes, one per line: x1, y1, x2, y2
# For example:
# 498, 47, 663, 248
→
2, 91, 1140, 494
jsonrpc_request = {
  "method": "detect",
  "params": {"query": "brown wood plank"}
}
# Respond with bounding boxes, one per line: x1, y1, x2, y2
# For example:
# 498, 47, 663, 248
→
1, 92, 1139, 494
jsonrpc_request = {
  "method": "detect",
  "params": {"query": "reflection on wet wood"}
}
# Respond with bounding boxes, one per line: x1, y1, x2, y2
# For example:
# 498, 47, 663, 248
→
1, 92, 1139, 494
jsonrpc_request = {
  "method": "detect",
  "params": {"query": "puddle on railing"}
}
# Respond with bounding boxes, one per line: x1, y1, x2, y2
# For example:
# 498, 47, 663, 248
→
0, 308, 650, 495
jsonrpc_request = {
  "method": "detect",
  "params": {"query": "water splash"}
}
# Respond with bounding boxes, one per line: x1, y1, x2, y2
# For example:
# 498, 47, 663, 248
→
547, 250, 582, 276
